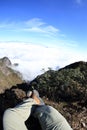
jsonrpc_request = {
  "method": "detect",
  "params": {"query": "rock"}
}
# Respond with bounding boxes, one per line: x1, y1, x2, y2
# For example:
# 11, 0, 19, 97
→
81, 122, 86, 128
13, 63, 19, 66
0, 57, 11, 66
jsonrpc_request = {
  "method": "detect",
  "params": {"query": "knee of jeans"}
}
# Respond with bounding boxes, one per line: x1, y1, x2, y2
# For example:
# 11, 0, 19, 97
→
3, 108, 13, 120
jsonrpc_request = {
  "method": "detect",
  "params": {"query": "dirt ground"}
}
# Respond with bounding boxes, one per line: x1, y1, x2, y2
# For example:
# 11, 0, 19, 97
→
0, 84, 87, 130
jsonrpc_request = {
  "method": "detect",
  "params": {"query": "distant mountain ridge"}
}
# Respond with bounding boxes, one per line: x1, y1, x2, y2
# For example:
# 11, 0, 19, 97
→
0, 57, 23, 93
0, 57, 87, 102
30, 61, 87, 103
0, 58, 87, 130
0, 57, 11, 66
63, 61, 87, 69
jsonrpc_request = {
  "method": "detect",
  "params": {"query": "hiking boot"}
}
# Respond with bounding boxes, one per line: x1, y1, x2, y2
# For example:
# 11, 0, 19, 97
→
32, 90, 45, 105
27, 89, 45, 105
32, 91, 41, 105
27, 90, 32, 97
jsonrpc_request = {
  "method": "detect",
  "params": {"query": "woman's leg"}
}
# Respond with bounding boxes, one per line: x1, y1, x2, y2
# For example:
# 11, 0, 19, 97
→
3, 98, 36, 130
33, 105, 73, 130
3, 108, 28, 130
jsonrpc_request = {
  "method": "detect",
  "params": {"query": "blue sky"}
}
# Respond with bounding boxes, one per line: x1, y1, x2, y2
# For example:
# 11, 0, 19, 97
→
0, 0, 87, 49
0, 0, 87, 80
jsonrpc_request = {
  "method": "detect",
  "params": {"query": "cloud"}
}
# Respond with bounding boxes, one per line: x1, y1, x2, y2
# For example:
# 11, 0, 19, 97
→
0, 42, 86, 81
24, 18, 59, 35
0, 18, 59, 37
24, 25, 59, 36
76, 0, 81, 4
43, 25, 58, 34
75, 0, 83, 5
25, 18, 45, 27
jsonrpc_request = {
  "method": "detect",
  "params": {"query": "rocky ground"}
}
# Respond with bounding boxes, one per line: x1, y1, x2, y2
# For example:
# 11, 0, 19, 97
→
0, 82, 87, 130
0, 58, 87, 130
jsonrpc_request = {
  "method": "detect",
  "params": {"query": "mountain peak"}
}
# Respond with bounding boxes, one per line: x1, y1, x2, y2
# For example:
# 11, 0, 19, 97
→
64, 61, 87, 69
0, 57, 11, 66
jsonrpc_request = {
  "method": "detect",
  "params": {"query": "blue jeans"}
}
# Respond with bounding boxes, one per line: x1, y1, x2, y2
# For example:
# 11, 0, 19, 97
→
3, 98, 73, 130
34, 105, 73, 130
3, 98, 36, 130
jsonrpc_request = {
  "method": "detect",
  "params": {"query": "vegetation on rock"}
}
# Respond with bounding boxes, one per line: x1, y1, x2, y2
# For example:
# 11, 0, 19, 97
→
0, 57, 23, 93
0, 58, 87, 130
30, 61, 87, 104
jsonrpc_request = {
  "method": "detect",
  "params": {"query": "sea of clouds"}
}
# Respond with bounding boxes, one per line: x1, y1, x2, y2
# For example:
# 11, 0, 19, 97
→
0, 42, 86, 81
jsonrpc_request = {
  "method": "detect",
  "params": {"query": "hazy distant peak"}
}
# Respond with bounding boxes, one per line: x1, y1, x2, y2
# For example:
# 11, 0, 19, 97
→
0, 57, 11, 66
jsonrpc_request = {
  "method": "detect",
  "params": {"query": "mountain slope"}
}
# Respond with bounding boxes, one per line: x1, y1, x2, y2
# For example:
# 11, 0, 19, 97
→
29, 61, 87, 129
0, 57, 23, 93
30, 61, 87, 102
0, 59, 87, 130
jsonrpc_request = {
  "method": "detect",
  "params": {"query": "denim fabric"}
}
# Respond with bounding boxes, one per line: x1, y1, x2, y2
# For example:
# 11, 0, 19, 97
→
34, 105, 73, 130
3, 97, 73, 130
3, 98, 36, 130
3, 109, 28, 130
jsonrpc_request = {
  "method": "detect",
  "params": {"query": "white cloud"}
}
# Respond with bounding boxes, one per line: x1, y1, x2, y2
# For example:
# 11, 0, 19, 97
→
76, 0, 81, 3
25, 18, 45, 27
24, 26, 59, 36
43, 25, 59, 35
24, 27, 45, 33
0, 42, 86, 81
23, 18, 59, 35
0, 18, 59, 36
75, 0, 82, 5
